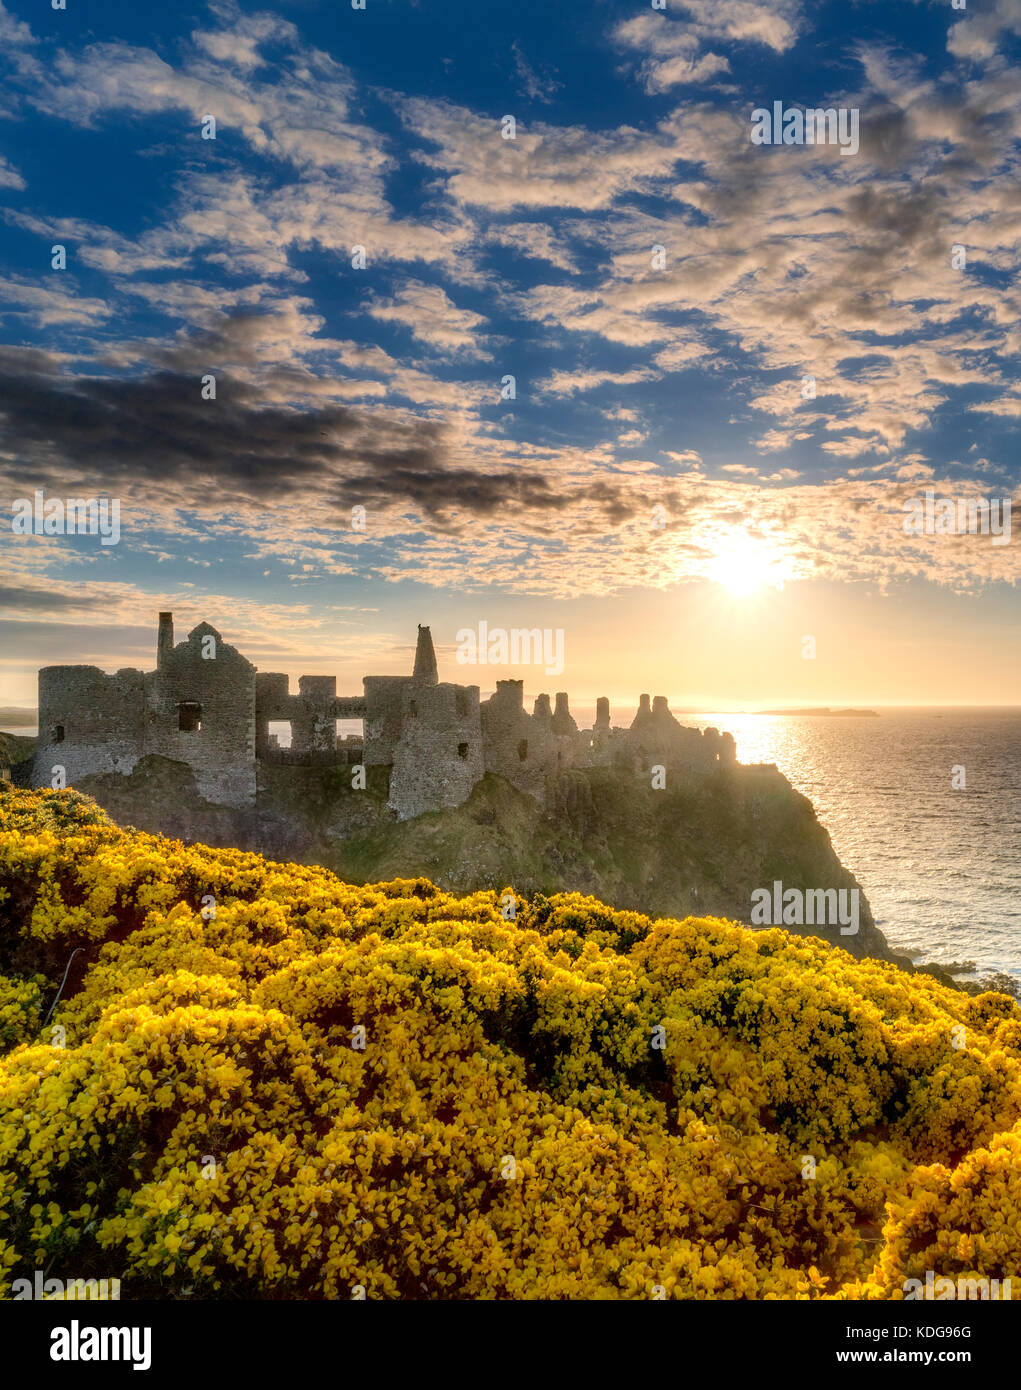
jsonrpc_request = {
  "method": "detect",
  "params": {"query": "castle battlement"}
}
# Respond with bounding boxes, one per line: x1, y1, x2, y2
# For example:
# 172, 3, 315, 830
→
32, 614, 736, 817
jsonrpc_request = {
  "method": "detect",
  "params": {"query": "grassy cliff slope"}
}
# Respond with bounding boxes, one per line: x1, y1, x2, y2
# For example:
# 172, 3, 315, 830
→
78, 757, 897, 964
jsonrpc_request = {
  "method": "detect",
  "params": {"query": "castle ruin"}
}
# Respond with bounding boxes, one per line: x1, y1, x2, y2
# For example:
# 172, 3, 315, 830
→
32, 614, 736, 817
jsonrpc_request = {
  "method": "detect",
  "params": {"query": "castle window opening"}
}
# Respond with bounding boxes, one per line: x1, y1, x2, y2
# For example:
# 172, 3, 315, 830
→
518, 739, 528, 761
456, 689, 470, 718
267, 720, 291, 749
51, 724, 65, 744
336, 717, 363, 748
409, 700, 418, 718
457, 742, 469, 759
178, 701, 202, 733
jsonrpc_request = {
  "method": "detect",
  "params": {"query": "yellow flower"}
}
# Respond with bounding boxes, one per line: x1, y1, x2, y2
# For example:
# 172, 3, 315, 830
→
0, 784, 1019, 1300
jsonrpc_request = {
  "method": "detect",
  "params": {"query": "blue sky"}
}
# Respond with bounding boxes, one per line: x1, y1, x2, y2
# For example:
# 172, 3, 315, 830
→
1, 0, 1020, 711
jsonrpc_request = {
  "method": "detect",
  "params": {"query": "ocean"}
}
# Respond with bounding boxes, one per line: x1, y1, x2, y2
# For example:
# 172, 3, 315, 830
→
682, 708, 1021, 984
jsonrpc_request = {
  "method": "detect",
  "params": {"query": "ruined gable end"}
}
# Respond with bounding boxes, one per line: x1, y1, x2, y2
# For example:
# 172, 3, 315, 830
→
147, 617, 256, 807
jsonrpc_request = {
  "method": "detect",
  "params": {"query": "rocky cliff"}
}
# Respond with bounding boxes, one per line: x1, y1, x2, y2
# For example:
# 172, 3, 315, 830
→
74, 753, 908, 967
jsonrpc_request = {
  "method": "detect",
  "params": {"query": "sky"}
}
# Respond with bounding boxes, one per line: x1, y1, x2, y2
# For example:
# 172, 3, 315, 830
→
0, 0, 1020, 717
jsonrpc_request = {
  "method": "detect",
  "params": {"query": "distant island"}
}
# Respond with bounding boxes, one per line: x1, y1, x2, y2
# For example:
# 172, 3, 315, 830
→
0, 707, 38, 730
757, 707, 879, 717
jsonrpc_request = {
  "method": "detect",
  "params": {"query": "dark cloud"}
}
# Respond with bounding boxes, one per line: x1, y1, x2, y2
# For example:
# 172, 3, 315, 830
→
0, 585, 102, 611
845, 184, 947, 247
341, 464, 568, 525
0, 323, 646, 532
0, 340, 451, 504
858, 107, 919, 172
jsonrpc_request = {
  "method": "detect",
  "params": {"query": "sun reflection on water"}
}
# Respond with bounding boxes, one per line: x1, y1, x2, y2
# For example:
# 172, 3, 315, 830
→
679, 713, 798, 773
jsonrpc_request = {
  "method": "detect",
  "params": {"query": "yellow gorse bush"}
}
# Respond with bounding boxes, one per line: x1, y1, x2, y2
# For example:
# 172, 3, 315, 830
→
0, 784, 1018, 1299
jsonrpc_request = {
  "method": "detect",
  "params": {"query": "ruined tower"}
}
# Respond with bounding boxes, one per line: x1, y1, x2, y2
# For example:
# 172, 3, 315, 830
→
631, 694, 653, 732
480, 678, 553, 802
551, 692, 578, 737
146, 618, 257, 807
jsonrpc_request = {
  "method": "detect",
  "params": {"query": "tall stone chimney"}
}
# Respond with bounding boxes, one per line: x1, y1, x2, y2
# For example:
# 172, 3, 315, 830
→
594, 697, 611, 734
412, 624, 439, 684
552, 692, 578, 736
157, 612, 174, 671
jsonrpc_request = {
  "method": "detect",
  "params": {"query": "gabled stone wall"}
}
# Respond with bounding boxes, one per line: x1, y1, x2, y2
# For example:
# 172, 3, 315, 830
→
145, 621, 256, 808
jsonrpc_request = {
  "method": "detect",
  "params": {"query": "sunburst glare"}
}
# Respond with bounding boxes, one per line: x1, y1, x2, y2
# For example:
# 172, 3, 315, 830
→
706, 529, 791, 596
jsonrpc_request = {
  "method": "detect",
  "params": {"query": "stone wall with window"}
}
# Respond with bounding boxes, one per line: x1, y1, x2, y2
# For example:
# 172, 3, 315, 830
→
34, 664, 147, 789
144, 620, 256, 808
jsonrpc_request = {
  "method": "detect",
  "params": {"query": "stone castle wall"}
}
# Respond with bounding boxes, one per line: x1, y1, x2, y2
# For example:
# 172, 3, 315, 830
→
362, 676, 410, 767
144, 622, 257, 808
36, 664, 146, 786
481, 680, 553, 802
33, 614, 736, 816
389, 681, 484, 820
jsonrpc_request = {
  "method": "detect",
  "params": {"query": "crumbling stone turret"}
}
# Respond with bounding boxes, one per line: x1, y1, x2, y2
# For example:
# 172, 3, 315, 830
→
631, 694, 653, 732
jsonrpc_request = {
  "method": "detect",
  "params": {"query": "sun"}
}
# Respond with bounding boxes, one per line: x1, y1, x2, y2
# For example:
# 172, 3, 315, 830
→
706, 530, 787, 596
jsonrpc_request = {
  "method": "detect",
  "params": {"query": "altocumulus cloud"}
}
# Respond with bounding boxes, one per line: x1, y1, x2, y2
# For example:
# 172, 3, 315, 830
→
0, 0, 1018, 606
